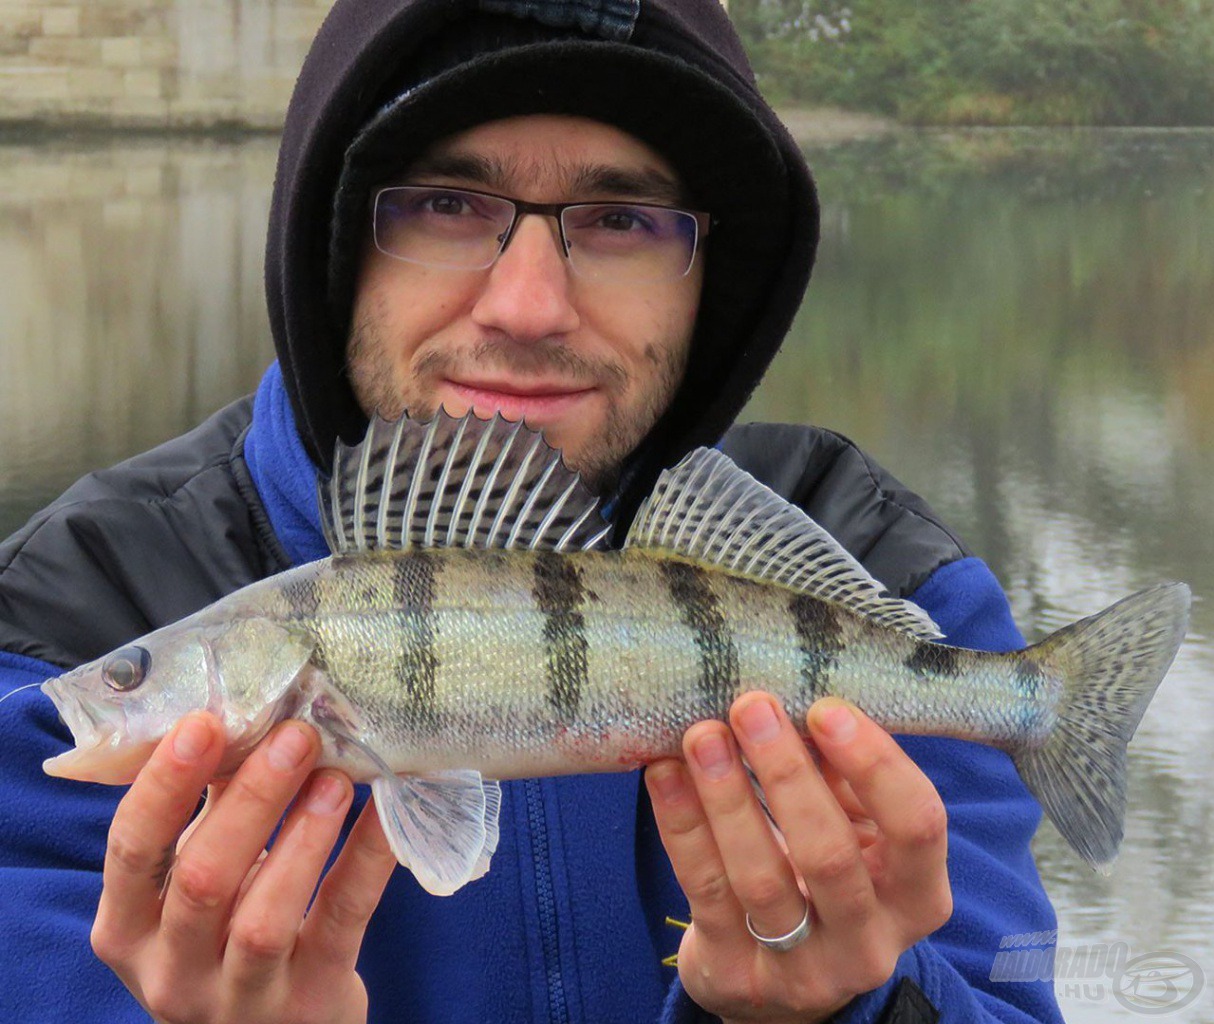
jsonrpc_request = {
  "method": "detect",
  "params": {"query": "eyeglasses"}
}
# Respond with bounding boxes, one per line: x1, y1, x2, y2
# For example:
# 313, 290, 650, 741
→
372, 185, 711, 283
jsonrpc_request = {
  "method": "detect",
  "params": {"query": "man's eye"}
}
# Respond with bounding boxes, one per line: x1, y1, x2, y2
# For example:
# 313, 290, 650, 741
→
598, 210, 646, 232
425, 195, 468, 216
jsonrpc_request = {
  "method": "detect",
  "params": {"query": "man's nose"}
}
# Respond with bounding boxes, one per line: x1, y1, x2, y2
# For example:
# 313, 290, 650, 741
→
470, 214, 580, 341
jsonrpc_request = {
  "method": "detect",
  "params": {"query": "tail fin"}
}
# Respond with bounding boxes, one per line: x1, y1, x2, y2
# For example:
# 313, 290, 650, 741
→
1015, 582, 1190, 872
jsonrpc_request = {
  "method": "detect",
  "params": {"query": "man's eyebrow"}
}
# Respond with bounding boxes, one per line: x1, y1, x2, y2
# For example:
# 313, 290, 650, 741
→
570, 165, 688, 206
398, 154, 689, 206
399, 153, 504, 186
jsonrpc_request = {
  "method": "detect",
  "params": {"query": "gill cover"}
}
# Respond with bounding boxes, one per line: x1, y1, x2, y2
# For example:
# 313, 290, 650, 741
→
202, 617, 316, 728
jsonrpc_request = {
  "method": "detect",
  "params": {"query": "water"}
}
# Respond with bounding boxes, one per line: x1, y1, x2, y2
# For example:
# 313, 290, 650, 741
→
0, 131, 277, 532
1, 126, 1212, 1021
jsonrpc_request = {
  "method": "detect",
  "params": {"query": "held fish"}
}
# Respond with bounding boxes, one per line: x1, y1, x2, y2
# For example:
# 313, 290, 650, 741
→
41, 412, 1190, 895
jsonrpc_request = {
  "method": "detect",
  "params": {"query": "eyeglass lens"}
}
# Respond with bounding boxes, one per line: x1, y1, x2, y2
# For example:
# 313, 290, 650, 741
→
373, 187, 701, 282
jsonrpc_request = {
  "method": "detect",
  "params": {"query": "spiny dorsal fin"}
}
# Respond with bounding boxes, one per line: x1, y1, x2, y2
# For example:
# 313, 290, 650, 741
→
320, 410, 612, 554
625, 447, 944, 640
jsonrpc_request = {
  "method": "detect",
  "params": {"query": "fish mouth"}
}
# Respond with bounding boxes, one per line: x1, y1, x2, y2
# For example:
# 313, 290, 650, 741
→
40, 678, 154, 785
42, 677, 101, 738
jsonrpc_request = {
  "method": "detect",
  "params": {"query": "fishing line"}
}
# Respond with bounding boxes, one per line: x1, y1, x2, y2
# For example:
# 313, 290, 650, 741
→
0, 681, 47, 707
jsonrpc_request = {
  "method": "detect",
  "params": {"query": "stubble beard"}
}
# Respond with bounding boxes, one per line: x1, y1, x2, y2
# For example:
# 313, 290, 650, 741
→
346, 320, 689, 494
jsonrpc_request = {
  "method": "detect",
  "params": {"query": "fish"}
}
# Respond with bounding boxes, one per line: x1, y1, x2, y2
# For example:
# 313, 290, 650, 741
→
41, 410, 1190, 895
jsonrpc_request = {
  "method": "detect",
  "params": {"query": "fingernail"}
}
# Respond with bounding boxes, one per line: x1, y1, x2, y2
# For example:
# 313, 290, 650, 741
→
267, 724, 312, 772
649, 764, 687, 804
306, 774, 349, 816
692, 734, 733, 780
815, 700, 857, 743
172, 714, 213, 762
737, 699, 780, 744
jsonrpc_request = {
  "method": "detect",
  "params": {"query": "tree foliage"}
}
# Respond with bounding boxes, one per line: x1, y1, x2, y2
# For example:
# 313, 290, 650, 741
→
732, 0, 1214, 124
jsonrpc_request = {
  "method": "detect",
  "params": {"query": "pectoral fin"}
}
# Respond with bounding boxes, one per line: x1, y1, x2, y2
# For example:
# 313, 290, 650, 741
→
372, 770, 502, 896
304, 686, 502, 896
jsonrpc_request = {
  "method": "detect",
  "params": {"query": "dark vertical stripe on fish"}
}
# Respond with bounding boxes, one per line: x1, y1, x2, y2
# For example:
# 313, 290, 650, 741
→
660, 559, 739, 711
905, 642, 963, 680
1013, 654, 1053, 736
281, 570, 324, 620
788, 592, 844, 697
1014, 655, 1044, 693
280, 571, 329, 673
533, 552, 589, 718
392, 552, 440, 727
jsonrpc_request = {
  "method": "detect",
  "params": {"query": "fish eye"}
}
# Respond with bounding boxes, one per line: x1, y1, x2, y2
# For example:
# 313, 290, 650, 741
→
102, 646, 151, 692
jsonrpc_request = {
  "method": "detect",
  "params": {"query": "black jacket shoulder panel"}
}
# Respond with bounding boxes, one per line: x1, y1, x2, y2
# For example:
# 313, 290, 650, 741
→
719, 422, 971, 598
0, 399, 270, 669
1, 413, 969, 670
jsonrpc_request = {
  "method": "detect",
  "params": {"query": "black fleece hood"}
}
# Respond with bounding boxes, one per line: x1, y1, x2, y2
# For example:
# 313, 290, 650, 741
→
265, 0, 819, 523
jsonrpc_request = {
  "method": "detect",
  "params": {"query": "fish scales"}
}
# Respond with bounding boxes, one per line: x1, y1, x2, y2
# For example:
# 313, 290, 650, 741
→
252, 548, 1063, 778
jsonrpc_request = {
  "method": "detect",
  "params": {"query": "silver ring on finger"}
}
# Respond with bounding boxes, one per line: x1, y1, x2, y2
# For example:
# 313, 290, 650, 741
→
745, 899, 812, 953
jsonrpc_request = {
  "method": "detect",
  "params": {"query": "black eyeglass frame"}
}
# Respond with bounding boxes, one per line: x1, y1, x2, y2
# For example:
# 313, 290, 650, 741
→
372, 184, 714, 279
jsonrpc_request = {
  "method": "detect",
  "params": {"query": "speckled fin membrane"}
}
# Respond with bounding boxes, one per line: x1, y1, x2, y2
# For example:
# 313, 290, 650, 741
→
626, 447, 944, 640
321, 411, 611, 554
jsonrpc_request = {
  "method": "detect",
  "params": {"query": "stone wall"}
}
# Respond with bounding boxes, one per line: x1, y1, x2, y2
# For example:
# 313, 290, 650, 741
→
0, 1, 334, 128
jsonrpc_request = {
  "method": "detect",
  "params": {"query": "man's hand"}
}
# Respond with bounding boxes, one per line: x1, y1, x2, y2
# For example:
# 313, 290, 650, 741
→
91, 713, 398, 1024
645, 694, 953, 1024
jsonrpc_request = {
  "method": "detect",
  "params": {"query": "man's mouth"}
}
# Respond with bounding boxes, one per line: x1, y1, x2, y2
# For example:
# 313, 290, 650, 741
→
443, 378, 597, 424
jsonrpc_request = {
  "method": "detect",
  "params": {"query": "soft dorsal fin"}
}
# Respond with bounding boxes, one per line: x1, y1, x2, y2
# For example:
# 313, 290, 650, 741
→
320, 410, 612, 554
625, 447, 944, 640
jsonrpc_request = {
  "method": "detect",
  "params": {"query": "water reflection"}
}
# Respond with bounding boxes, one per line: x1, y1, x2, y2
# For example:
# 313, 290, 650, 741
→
2, 126, 1212, 1022
0, 132, 278, 533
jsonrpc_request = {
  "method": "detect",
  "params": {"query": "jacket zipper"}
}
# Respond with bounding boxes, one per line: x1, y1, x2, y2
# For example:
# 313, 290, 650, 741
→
525, 778, 572, 1024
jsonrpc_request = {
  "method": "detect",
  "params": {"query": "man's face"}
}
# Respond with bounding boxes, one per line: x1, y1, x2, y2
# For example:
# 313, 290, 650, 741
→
346, 115, 703, 490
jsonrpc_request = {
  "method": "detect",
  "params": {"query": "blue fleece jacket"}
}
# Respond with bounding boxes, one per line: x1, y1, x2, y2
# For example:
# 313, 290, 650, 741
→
0, 368, 1062, 1024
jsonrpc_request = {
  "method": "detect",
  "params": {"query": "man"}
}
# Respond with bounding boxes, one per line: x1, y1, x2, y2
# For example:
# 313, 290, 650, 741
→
0, 1, 1063, 1022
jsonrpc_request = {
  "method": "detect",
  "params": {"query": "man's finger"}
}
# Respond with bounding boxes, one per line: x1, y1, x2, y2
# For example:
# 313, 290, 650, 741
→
807, 698, 950, 903
223, 770, 356, 992
727, 694, 877, 937
156, 722, 321, 963
644, 757, 744, 945
94, 712, 226, 951
681, 718, 809, 944
297, 793, 398, 977
817, 756, 866, 820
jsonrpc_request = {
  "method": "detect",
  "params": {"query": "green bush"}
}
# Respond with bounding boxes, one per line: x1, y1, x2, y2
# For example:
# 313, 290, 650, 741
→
731, 0, 1214, 124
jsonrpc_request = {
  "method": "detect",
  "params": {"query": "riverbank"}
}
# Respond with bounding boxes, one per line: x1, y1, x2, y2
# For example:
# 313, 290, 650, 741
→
775, 105, 900, 144
742, 1, 1214, 129
0, 104, 903, 144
